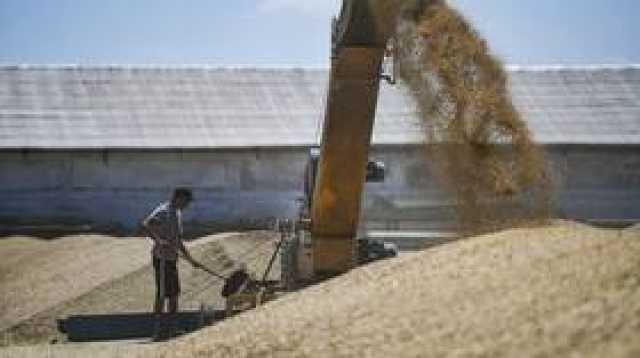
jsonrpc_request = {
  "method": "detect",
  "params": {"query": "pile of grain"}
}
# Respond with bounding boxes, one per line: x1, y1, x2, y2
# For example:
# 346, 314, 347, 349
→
0, 235, 150, 334
625, 223, 640, 232
1, 232, 279, 346
2, 223, 637, 357
392, 0, 552, 233
147, 222, 639, 357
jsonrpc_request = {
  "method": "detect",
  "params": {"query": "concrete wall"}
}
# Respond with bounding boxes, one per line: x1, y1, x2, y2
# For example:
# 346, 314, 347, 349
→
362, 145, 640, 231
0, 149, 308, 233
0, 145, 638, 234
544, 145, 640, 223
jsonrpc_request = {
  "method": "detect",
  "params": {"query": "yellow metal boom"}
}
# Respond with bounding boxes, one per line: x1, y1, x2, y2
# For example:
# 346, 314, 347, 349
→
311, 0, 398, 276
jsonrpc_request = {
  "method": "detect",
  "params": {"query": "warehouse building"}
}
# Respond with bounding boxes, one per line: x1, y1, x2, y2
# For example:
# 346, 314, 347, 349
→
0, 65, 638, 235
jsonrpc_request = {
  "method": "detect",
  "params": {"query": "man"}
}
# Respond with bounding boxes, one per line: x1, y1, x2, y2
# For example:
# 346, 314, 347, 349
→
142, 188, 202, 339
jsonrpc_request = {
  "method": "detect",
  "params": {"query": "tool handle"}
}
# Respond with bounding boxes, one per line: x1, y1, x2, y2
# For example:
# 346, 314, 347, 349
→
199, 265, 228, 280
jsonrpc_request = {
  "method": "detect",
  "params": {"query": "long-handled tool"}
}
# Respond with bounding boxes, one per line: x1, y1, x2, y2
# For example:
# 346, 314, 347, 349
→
261, 225, 288, 285
174, 247, 229, 280
196, 265, 228, 280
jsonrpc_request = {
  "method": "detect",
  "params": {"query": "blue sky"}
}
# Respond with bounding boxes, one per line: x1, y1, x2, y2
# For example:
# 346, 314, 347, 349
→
1, 0, 638, 66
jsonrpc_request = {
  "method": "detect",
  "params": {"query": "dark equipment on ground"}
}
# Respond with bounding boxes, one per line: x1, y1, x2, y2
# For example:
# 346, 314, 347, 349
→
221, 269, 250, 298
57, 311, 221, 342
358, 238, 398, 265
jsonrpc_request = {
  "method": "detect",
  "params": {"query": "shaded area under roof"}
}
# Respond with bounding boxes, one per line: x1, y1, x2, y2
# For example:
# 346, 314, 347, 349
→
0, 65, 639, 149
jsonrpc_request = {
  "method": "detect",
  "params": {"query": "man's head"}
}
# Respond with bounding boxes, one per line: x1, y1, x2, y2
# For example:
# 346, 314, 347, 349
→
171, 187, 193, 209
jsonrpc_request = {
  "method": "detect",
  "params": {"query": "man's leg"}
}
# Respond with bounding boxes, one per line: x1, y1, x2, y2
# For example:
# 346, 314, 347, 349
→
154, 257, 166, 314
154, 293, 164, 314
168, 296, 179, 314
153, 258, 167, 341
153, 295, 167, 341
166, 261, 180, 337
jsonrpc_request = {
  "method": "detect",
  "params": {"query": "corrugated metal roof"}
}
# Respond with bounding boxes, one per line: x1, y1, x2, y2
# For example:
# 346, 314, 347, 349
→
508, 65, 640, 145
0, 65, 638, 149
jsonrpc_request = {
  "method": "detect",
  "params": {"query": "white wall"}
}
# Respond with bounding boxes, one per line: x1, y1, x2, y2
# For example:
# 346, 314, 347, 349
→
0, 145, 638, 234
0, 149, 308, 233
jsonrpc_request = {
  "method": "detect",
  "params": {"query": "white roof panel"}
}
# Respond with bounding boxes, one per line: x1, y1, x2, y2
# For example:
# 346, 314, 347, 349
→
0, 65, 638, 149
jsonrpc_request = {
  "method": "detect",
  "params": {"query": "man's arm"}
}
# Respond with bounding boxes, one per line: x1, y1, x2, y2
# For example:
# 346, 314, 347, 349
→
142, 217, 170, 246
177, 235, 203, 267
174, 209, 202, 268
177, 238, 202, 268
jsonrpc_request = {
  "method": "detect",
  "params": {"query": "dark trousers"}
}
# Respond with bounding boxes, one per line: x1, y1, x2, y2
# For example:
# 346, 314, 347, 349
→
153, 257, 181, 298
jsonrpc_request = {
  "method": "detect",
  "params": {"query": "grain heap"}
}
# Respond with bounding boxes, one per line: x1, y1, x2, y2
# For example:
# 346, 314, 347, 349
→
0, 232, 278, 346
2, 224, 638, 357
140, 222, 639, 358
393, 0, 552, 233
0, 235, 149, 335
